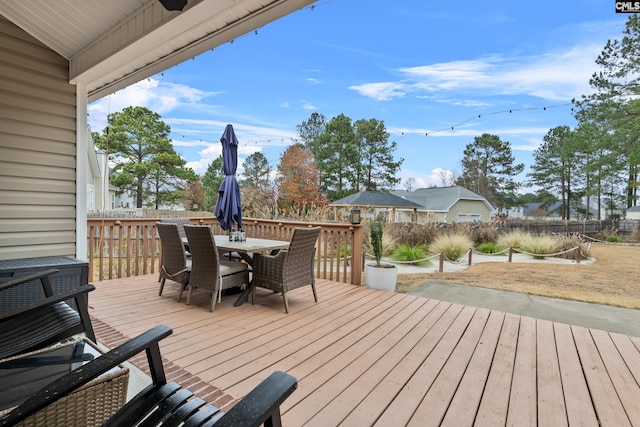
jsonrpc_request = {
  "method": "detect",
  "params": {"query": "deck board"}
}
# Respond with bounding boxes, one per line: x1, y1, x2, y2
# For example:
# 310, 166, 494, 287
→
536, 319, 568, 427
440, 310, 504, 426
474, 312, 520, 426
88, 274, 640, 426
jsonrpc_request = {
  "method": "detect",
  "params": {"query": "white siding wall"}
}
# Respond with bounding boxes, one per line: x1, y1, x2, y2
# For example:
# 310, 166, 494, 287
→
0, 16, 77, 260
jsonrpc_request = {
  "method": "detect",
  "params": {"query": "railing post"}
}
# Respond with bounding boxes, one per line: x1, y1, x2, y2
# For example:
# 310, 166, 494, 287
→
575, 246, 581, 264
508, 247, 513, 262
350, 225, 363, 286
439, 253, 444, 272
468, 248, 473, 266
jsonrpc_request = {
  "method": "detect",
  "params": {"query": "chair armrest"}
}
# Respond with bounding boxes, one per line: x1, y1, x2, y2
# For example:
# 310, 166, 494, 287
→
253, 251, 287, 270
214, 371, 298, 427
0, 268, 58, 294
0, 284, 95, 322
0, 325, 173, 427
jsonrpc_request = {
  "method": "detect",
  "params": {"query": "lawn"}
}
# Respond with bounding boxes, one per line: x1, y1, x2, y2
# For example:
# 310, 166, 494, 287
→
395, 243, 640, 310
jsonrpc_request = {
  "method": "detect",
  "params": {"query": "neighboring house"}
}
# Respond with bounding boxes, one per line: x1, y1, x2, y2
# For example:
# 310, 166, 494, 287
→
0, 1, 313, 260
86, 128, 118, 213
627, 206, 640, 220
495, 205, 524, 220
522, 202, 562, 220
330, 191, 422, 223
522, 201, 595, 220
392, 186, 494, 223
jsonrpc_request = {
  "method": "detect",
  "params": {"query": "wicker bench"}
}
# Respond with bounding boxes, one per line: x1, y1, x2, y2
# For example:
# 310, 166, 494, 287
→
0, 268, 96, 360
1, 325, 298, 427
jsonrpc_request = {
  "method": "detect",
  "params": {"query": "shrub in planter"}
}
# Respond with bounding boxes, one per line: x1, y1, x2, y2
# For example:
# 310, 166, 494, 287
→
366, 220, 397, 291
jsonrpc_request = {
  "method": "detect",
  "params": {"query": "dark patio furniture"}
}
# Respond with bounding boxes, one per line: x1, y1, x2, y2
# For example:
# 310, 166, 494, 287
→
0, 268, 95, 360
183, 225, 250, 312
160, 217, 191, 241
251, 227, 321, 313
156, 222, 191, 303
0, 325, 298, 427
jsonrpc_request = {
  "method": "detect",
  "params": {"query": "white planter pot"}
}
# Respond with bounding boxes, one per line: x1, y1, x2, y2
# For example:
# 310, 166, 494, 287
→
365, 263, 398, 292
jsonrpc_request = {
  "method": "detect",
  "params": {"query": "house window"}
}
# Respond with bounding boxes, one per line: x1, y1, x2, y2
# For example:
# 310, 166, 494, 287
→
87, 188, 94, 210
111, 194, 116, 210
457, 214, 480, 222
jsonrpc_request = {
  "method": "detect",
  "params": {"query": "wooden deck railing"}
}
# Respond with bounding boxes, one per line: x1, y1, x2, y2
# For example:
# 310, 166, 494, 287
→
87, 217, 364, 285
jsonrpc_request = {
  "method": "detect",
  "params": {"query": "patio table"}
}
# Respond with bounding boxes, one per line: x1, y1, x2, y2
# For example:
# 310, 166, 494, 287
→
182, 235, 290, 306
215, 235, 290, 306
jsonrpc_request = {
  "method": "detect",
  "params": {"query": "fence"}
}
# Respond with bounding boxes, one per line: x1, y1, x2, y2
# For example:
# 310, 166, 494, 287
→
87, 217, 364, 285
495, 219, 611, 236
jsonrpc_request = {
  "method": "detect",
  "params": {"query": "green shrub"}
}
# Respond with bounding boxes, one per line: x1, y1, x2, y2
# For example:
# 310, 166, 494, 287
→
606, 235, 623, 243
391, 243, 430, 266
476, 242, 504, 254
497, 230, 530, 249
430, 233, 473, 261
519, 234, 557, 259
370, 220, 384, 266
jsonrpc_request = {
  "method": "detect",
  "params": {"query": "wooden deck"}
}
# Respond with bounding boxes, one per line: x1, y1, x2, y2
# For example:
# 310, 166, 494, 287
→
88, 274, 640, 426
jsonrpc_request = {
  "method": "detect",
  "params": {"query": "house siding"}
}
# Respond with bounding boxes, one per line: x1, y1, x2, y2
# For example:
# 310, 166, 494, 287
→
415, 211, 446, 223
448, 200, 492, 222
0, 16, 77, 260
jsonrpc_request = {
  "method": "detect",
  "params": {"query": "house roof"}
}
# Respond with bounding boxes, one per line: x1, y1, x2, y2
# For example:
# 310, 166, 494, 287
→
523, 201, 562, 216
392, 186, 493, 212
330, 191, 422, 208
627, 206, 640, 212
0, 0, 315, 101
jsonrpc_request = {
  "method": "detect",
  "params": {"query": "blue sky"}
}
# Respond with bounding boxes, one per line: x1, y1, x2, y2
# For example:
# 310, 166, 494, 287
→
88, 0, 629, 191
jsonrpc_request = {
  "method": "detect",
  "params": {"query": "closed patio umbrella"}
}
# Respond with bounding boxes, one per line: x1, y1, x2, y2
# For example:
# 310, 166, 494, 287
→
214, 124, 242, 231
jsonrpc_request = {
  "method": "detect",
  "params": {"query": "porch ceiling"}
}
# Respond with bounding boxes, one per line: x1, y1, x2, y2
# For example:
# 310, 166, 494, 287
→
0, 0, 315, 101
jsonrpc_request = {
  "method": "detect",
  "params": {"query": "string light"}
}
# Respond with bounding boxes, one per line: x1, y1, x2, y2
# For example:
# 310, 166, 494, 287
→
390, 102, 573, 136
168, 131, 297, 148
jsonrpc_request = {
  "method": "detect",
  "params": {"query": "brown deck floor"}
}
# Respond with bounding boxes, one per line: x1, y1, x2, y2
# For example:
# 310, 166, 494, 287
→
89, 274, 640, 426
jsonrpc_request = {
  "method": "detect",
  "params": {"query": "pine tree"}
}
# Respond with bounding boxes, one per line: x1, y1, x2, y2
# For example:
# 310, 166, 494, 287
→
93, 106, 196, 208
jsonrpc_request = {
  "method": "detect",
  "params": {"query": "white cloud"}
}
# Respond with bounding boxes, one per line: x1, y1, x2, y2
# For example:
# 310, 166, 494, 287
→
88, 78, 219, 132
302, 101, 316, 110
427, 168, 456, 186
399, 167, 456, 189
348, 81, 408, 101
167, 118, 297, 148
349, 43, 604, 103
186, 142, 264, 175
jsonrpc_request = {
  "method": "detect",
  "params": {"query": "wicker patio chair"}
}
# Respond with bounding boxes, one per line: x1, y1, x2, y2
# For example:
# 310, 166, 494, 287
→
156, 222, 190, 303
251, 227, 321, 314
184, 225, 250, 312
160, 217, 191, 240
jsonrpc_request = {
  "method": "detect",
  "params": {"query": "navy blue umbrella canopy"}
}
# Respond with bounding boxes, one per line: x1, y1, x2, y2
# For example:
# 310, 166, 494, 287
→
214, 124, 242, 231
